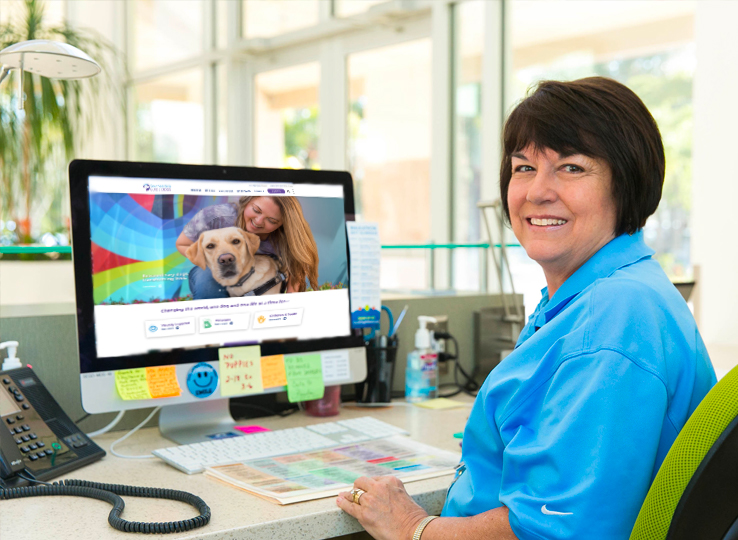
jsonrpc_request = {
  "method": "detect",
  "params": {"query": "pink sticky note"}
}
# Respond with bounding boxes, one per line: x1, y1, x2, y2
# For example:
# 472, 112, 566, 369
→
235, 425, 272, 434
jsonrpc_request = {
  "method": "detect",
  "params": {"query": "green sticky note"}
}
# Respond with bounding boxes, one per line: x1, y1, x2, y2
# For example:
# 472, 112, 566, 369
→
115, 368, 152, 400
284, 353, 324, 403
219, 345, 263, 397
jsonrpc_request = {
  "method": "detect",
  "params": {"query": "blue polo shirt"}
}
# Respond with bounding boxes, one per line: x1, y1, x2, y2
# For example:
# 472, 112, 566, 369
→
441, 231, 716, 539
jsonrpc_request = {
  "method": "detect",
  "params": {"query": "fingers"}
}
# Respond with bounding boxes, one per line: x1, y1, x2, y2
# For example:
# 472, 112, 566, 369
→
353, 476, 375, 491
336, 493, 362, 519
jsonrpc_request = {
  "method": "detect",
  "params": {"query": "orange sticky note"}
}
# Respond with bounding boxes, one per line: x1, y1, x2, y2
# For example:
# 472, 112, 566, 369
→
219, 346, 263, 397
146, 365, 181, 398
261, 355, 287, 389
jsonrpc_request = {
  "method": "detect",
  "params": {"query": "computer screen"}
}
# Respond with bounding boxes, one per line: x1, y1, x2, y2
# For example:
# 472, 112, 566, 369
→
69, 160, 366, 427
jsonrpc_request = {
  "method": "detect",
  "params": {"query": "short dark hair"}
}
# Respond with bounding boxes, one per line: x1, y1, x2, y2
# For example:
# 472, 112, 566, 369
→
499, 77, 665, 236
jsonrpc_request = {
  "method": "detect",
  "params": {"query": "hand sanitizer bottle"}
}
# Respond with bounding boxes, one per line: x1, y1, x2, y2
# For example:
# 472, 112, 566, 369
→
405, 316, 439, 403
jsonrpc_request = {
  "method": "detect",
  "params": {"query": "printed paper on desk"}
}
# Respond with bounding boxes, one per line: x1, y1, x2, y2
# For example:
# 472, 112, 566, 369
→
322, 350, 350, 384
261, 355, 288, 389
346, 222, 381, 329
219, 345, 263, 397
146, 365, 181, 398
115, 368, 152, 400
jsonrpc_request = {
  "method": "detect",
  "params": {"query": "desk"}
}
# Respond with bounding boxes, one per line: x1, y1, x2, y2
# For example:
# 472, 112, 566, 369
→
0, 401, 471, 539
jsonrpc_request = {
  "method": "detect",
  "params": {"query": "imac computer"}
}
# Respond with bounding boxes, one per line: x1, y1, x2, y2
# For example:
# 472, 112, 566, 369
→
68, 160, 367, 444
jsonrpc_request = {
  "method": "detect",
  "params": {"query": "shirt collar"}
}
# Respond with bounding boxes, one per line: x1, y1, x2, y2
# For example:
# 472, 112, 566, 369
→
534, 231, 654, 329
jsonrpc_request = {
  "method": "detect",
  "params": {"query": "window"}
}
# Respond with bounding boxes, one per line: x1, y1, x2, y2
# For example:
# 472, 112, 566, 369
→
243, 0, 320, 39
508, 0, 696, 313
348, 39, 432, 291
130, 0, 204, 71
133, 69, 204, 164
452, 0, 485, 291
334, 0, 388, 18
254, 62, 320, 169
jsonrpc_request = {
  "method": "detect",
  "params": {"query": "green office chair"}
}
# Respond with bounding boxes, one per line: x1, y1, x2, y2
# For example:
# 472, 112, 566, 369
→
630, 364, 738, 539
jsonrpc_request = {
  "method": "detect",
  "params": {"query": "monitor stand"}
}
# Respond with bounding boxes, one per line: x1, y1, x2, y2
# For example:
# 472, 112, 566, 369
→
159, 399, 242, 445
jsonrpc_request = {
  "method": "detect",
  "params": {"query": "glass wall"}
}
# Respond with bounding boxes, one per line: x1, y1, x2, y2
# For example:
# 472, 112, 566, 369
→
254, 63, 320, 169
508, 0, 696, 312
133, 69, 204, 164
335, 0, 388, 18
243, 0, 320, 39
348, 39, 432, 291
130, 0, 204, 71
452, 0, 485, 291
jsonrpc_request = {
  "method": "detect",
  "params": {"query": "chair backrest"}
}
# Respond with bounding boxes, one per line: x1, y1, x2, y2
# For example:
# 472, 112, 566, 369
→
630, 364, 738, 540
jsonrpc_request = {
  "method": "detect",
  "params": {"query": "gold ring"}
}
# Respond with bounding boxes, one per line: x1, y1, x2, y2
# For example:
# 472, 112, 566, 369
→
350, 488, 365, 505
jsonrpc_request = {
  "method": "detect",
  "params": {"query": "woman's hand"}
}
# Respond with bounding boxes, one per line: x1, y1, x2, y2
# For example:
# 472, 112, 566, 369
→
337, 476, 428, 540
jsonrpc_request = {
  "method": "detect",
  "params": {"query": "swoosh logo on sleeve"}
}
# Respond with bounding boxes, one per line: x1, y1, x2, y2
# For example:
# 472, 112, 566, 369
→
541, 505, 573, 516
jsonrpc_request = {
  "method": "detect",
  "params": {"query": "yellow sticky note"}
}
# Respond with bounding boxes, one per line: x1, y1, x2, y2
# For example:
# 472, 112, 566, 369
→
146, 365, 181, 398
219, 346, 263, 397
261, 355, 288, 389
413, 398, 467, 410
115, 368, 152, 400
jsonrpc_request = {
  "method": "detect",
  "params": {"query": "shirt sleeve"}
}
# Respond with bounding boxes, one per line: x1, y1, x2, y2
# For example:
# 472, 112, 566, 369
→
499, 349, 668, 540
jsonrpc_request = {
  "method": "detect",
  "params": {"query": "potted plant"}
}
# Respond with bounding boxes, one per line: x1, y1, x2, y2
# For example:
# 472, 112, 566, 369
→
0, 0, 125, 248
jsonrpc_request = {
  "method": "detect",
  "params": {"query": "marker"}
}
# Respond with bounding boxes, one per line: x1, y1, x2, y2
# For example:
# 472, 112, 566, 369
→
390, 304, 409, 337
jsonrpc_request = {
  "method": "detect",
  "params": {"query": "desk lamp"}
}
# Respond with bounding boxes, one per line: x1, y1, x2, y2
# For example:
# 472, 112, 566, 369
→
0, 39, 101, 108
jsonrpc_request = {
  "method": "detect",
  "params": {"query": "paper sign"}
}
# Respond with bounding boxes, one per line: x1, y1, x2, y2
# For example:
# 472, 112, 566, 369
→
235, 425, 272, 434
261, 355, 288, 388
284, 354, 324, 403
346, 222, 381, 329
115, 368, 152, 400
219, 346, 263, 397
146, 365, 181, 398
321, 350, 350, 384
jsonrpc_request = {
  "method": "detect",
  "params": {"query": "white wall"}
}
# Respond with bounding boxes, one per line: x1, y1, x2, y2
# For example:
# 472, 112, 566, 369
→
692, 1, 738, 372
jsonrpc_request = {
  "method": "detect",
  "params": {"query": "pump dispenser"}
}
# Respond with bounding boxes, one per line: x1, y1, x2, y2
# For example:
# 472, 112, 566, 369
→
405, 317, 439, 402
0, 341, 21, 371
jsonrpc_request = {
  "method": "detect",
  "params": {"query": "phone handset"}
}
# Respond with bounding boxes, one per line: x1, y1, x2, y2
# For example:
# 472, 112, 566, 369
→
0, 420, 26, 479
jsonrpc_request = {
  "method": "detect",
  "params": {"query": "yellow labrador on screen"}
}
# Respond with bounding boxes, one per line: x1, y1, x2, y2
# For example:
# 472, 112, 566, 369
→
186, 227, 286, 296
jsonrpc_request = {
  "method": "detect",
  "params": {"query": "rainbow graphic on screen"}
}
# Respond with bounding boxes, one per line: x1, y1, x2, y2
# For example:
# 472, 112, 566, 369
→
90, 193, 231, 305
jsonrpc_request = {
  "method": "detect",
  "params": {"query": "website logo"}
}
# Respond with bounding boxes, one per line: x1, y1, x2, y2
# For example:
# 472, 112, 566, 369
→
142, 183, 172, 193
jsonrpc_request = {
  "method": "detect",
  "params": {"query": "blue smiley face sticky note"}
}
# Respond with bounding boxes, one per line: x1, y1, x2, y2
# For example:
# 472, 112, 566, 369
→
186, 362, 219, 398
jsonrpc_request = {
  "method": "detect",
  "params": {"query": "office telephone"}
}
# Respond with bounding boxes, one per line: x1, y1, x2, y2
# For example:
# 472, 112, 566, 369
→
0, 366, 211, 534
0, 365, 105, 488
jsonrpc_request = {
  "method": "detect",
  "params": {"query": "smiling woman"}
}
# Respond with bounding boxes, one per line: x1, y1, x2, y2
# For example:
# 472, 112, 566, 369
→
336, 78, 716, 540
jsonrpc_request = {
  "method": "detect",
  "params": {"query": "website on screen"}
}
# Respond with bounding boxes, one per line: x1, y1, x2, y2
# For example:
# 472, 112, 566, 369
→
88, 176, 350, 358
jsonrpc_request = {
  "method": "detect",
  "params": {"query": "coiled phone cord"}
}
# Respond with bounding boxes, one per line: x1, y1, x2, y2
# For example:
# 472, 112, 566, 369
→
0, 478, 211, 534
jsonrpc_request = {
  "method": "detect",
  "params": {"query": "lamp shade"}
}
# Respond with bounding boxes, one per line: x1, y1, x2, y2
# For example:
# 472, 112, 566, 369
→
0, 39, 101, 79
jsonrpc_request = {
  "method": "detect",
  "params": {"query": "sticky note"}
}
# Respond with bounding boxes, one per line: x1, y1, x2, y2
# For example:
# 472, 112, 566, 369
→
284, 354, 324, 403
235, 425, 272, 434
146, 365, 181, 398
219, 345, 263, 397
413, 398, 468, 410
261, 354, 288, 389
115, 368, 152, 400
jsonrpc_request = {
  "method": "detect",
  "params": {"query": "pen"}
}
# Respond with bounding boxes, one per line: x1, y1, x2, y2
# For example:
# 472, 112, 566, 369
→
390, 304, 409, 337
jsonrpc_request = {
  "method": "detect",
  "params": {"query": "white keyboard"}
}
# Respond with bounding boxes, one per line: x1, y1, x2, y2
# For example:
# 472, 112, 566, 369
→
153, 417, 409, 474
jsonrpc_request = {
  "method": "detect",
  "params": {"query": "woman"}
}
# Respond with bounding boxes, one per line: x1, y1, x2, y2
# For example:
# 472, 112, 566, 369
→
337, 77, 716, 539
175, 195, 319, 298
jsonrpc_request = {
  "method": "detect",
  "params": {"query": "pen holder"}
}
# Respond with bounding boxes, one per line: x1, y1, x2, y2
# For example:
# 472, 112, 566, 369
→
355, 338, 398, 404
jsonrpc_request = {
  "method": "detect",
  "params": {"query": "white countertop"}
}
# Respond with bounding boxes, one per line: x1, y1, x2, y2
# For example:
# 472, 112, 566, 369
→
0, 400, 472, 539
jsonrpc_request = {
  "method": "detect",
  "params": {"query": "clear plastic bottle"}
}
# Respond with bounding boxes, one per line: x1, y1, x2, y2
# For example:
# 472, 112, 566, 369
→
405, 317, 438, 402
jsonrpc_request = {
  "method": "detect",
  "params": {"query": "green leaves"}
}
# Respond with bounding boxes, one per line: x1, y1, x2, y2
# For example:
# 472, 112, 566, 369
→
0, 0, 126, 243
